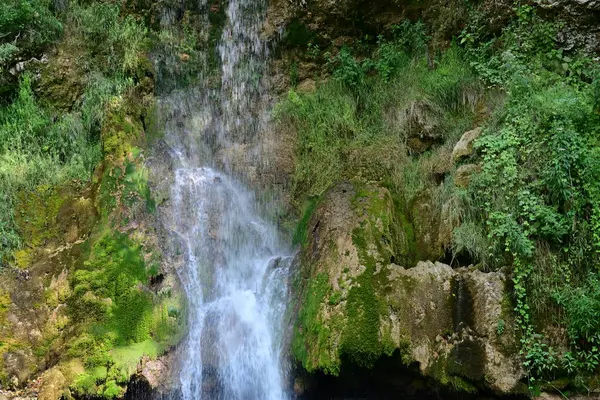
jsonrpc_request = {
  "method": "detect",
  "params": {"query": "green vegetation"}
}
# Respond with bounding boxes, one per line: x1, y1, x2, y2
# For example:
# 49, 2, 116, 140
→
0, 75, 102, 263
0, 0, 153, 266
292, 272, 338, 374
0, 1, 185, 396
65, 230, 180, 397
282, 8, 600, 394
0, 0, 62, 67
275, 23, 479, 215
458, 6, 600, 392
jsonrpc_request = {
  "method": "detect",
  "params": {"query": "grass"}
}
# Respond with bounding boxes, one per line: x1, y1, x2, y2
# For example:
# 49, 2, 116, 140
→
276, 43, 480, 215
0, 75, 103, 264
0, 0, 152, 266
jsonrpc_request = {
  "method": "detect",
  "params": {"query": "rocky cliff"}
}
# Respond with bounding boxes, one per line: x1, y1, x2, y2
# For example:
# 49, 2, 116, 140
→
291, 182, 523, 395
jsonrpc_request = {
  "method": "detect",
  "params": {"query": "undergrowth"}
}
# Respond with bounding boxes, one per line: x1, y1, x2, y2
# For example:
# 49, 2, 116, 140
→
281, 8, 600, 394
275, 23, 479, 214
0, 0, 151, 266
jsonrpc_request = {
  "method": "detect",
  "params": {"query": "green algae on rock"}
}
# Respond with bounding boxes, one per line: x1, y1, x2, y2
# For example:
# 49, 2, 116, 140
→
291, 181, 524, 394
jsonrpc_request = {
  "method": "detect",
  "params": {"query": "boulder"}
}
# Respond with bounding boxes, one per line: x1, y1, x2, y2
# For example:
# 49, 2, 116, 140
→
293, 182, 523, 394
38, 368, 66, 400
452, 127, 482, 163
454, 163, 481, 188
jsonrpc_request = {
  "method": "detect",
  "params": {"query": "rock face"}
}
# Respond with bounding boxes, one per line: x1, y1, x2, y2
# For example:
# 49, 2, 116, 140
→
454, 164, 481, 188
292, 182, 523, 394
452, 127, 482, 163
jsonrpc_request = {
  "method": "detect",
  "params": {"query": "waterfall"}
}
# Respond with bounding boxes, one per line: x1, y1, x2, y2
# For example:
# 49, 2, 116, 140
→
170, 169, 290, 399
153, 0, 292, 398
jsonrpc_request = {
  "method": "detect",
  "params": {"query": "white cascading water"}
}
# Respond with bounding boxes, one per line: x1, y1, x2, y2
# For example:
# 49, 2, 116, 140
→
170, 169, 290, 399
156, 0, 292, 398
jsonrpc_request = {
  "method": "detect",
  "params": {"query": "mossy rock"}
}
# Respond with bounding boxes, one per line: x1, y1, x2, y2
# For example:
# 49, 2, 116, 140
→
292, 181, 412, 374
409, 188, 445, 262
291, 182, 523, 394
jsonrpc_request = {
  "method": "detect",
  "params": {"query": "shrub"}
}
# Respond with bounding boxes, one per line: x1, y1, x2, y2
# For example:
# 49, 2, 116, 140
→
0, 0, 62, 62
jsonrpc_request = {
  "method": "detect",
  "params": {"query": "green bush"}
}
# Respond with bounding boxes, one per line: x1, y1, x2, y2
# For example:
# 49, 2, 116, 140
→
0, 0, 62, 63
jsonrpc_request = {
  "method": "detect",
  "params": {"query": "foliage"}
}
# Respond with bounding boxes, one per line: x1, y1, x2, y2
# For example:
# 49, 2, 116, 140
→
326, 21, 428, 89
0, 75, 103, 264
555, 274, 600, 344
0, 0, 62, 64
276, 25, 478, 210
457, 5, 600, 388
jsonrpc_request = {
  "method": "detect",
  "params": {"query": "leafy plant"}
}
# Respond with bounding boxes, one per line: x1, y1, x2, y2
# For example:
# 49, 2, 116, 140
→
0, 0, 62, 62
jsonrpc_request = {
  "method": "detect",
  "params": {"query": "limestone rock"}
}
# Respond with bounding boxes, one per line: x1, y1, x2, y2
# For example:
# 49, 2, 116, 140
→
38, 368, 66, 400
141, 358, 167, 389
452, 127, 482, 163
294, 182, 522, 394
410, 189, 444, 262
454, 163, 481, 188
293, 182, 413, 374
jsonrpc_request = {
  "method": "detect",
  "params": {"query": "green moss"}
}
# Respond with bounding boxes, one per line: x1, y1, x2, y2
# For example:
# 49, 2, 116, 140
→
429, 353, 479, 394
341, 263, 382, 368
102, 99, 143, 158
0, 291, 10, 327
15, 185, 67, 248
13, 248, 33, 269
336, 185, 397, 368
69, 230, 153, 342
293, 197, 319, 247
292, 272, 339, 374
111, 339, 164, 377
72, 372, 99, 396
97, 159, 155, 219
143, 101, 163, 143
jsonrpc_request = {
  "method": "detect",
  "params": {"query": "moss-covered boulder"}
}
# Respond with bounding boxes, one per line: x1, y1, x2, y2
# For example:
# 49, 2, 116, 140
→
292, 181, 523, 395
292, 182, 411, 375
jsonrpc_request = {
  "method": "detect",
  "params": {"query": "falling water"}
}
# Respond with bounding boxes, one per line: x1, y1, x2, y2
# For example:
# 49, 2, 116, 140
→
170, 169, 290, 399
154, 0, 292, 398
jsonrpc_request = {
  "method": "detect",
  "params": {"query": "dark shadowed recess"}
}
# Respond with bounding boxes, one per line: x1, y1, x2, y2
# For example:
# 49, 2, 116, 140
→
296, 350, 528, 400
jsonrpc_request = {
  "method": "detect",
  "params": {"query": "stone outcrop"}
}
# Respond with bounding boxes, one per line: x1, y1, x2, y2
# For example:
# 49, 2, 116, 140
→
454, 163, 481, 188
452, 127, 482, 163
292, 181, 523, 394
